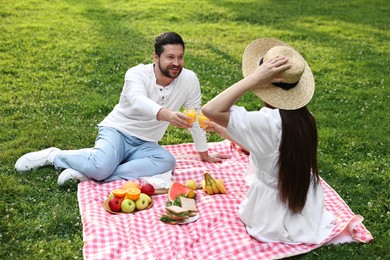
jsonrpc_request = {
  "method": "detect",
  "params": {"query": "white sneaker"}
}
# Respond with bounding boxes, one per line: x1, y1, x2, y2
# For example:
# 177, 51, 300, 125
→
57, 169, 89, 186
15, 147, 61, 172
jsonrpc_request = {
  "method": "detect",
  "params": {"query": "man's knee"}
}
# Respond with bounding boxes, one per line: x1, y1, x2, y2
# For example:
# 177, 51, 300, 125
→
82, 160, 116, 181
161, 152, 176, 171
149, 150, 175, 170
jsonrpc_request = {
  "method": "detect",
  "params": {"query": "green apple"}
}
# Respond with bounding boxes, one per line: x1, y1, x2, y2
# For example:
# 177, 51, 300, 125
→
107, 192, 115, 200
139, 193, 152, 203
121, 199, 136, 213
135, 196, 149, 210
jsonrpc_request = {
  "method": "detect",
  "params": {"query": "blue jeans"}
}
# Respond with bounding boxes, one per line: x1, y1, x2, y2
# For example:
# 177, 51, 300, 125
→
53, 126, 176, 182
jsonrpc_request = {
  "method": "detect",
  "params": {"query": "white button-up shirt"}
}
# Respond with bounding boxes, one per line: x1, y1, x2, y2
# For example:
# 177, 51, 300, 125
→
99, 63, 207, 151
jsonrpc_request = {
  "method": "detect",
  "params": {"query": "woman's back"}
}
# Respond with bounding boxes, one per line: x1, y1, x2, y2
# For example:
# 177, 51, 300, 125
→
226, 105, 334, 244
278, 107, 319, 213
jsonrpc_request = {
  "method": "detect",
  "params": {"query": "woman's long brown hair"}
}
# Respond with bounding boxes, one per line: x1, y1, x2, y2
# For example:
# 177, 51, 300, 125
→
278, 106, 319, 213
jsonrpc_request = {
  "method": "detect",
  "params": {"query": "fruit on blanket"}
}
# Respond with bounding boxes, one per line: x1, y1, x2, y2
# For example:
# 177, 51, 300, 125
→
105, 188, 153, 213
112, 189, 127, 198
201, 179, 206, 191
125, 188, 141, 201
139, 193, 152, 203
135, 196, 149, 210
107, 192, 115, 200
203, 172, 227, 195
108, 197, 123, 212
168, 181, 192, 202
121, 199, 136, 213
211, 182, 220, 194
122, 181, 140, 190
140, 183, 155, 195
187, 189, 196, 199
185, 180, 197, 190
184, 180, 197, 199
204, 174, 214, 195
214, 180, 227, 194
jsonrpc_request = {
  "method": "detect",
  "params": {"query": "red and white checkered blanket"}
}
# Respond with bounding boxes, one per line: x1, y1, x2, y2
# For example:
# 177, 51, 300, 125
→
78, 140, 373, 259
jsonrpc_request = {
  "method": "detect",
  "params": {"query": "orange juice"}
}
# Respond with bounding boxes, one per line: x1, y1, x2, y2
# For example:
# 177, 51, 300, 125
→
184, 108, 197, 123
198, 113, 209, 129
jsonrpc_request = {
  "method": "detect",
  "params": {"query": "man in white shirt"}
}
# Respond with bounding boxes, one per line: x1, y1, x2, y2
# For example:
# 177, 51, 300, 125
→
15, 32, 229, 185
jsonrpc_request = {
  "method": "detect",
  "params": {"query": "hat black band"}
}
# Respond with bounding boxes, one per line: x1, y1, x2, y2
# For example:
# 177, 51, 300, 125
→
259, 58, 299, 90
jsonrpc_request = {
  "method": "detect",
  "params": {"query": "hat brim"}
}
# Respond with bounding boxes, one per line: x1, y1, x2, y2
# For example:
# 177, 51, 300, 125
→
242, 38, 315, 110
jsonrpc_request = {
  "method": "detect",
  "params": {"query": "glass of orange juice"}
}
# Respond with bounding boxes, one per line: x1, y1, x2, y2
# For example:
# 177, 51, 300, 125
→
197, 110, 209, 129
183, 107, 197, 124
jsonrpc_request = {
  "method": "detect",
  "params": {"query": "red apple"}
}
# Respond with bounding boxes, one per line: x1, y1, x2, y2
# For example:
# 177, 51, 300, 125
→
108, 197, 122, 212
140, 183, 155, 195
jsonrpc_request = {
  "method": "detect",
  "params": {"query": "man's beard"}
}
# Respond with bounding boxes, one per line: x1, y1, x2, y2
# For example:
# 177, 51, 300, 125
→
157, 61, 183, 79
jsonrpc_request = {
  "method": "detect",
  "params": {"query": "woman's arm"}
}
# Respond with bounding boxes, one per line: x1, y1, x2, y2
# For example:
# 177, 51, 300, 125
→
202, 56, 290, 127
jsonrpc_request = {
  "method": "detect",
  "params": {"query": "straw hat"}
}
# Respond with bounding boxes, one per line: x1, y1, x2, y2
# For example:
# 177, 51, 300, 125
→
242, 38, 315, 110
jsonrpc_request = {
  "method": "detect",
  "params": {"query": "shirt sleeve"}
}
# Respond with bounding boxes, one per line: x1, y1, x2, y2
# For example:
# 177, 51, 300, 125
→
123, 66, 162, 119
227, 106, 281, 154
180, 71, 208, 152
190, 118, 208, 152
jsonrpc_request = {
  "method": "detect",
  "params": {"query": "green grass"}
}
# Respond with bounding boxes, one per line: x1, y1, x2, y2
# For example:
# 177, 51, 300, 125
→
1, 0, 389, 258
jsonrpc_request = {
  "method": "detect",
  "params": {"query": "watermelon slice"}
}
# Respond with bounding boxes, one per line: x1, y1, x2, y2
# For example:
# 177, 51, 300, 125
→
168, 181, 192, 202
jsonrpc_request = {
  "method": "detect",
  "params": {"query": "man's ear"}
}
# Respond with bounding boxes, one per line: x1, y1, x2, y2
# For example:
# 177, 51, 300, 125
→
153, 52, 158, 62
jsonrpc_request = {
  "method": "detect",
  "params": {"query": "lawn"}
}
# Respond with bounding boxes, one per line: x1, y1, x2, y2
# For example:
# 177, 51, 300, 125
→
0, 0, 389, 259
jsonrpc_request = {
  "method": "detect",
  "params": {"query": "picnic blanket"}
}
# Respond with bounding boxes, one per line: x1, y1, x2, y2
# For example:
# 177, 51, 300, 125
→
77, 140, 373, 259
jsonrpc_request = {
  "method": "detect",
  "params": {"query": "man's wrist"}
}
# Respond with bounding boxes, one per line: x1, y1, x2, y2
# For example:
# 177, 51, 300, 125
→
156, 107, 170, 121
198, 150, 209, 161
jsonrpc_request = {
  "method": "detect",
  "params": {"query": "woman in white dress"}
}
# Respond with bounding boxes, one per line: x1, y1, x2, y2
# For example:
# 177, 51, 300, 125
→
202, 38, 335, 244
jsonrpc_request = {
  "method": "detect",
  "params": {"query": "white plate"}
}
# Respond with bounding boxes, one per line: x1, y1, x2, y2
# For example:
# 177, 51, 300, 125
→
179, 213, 199, 224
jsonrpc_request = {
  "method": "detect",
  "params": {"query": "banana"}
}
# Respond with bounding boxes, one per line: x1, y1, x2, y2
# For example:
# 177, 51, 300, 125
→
204, 173, 214, 195
206, 183, 214, 195
205, 172, 227, 194
211, 183, 220, 194
215, 180, 227, 194
201, 179, 206, 191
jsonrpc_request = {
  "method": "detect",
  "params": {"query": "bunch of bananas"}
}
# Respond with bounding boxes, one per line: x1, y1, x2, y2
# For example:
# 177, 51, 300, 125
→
202, 171, 227, 195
